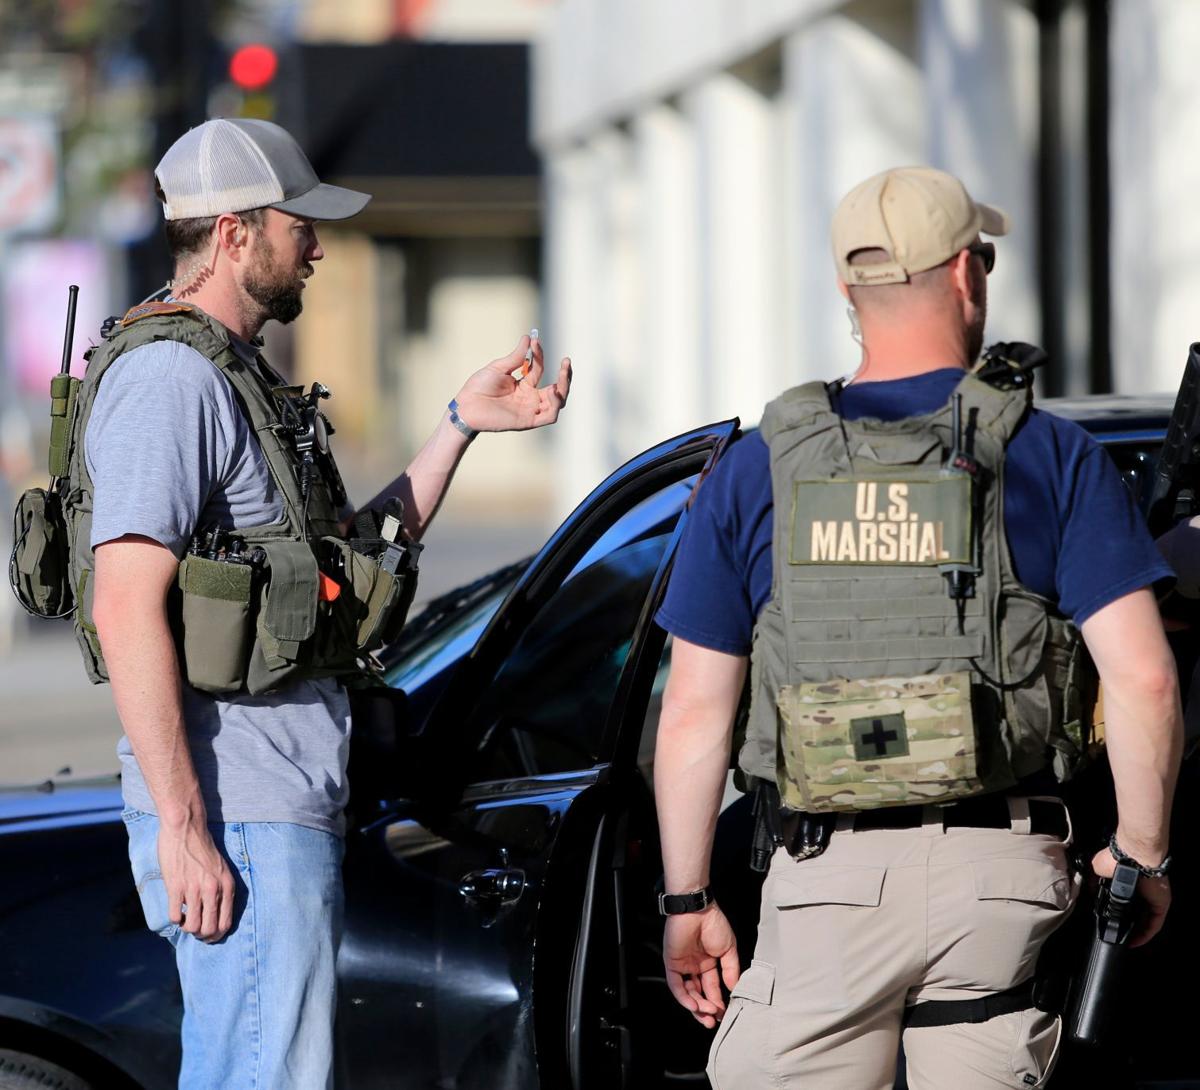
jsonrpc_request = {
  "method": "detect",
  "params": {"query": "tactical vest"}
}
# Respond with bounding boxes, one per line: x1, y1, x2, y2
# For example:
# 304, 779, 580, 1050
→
742, 373, 1094, 812
11, 301, 418, 696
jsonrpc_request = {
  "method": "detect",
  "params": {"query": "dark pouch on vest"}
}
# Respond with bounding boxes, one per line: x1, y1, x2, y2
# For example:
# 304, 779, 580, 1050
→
177, 554, 255, 694
10, 487, 74, 618
328, 538, 419, 654
1000, 588, 1089, 783
246, 540, 320, 694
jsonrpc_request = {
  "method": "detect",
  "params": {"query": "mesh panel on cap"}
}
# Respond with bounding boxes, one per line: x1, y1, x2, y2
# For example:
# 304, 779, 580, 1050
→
157, 119, 285, 220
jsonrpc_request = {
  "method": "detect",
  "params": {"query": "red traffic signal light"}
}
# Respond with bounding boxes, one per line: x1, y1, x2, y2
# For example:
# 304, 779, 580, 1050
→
229, 44, 278, 91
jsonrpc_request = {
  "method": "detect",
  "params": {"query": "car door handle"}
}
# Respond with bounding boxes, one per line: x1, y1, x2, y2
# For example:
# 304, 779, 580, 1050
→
458, 867, 526, 908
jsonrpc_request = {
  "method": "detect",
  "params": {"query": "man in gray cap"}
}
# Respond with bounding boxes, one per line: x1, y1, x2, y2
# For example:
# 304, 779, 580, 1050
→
76, 118, 571, 1088
652, 165, 1180, 1087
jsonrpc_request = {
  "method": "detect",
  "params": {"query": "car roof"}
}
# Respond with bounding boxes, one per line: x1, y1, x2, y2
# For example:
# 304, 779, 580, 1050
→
1038, 393, 1173, 436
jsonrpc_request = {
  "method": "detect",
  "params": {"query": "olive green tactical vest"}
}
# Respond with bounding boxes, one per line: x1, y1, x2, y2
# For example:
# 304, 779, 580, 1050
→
743, 373, 1094, 812
60, 301, 413, 696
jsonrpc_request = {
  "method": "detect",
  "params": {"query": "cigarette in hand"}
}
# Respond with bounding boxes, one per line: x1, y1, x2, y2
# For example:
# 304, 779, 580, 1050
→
513, 327, 538, 381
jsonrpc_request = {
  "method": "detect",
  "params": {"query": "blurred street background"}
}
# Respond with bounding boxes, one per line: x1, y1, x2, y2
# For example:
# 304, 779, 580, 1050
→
3, 0, 1200, 783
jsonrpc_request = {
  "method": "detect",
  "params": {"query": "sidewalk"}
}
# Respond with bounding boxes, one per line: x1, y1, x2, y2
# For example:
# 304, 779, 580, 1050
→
0, 624, 122, 785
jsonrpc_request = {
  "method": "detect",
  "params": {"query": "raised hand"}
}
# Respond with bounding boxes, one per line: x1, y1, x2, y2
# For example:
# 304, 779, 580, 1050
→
664, 903, 741, 1028
453, 333, 572, 434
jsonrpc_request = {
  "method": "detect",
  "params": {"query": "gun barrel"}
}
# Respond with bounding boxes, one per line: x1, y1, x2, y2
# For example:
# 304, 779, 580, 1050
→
60, 284, 79, 377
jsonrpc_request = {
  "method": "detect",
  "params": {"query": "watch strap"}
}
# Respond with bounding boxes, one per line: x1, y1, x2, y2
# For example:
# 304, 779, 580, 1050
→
657, 886, 714, 916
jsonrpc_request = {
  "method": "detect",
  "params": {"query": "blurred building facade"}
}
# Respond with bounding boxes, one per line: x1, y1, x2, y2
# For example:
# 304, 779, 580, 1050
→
0, 0, 559, 530
533, 0, 1200, 517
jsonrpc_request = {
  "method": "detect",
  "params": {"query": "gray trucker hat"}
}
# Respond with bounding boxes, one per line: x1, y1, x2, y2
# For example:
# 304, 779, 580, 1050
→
155, 118, 370, 222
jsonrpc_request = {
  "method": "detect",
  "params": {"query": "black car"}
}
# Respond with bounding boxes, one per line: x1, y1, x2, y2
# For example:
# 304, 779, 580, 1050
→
0, 398, 1195, 1090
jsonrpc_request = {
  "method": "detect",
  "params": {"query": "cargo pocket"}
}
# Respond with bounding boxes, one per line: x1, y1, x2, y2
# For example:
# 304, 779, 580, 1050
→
177, 554, 255, 694
970, 855, 1077, 987
10, 488, 73, 617
776, 672, 981, 812
767, 865, 884, 1013
1009, 1009, 1063, 1088
972, 857, 1073, 911
707, 960, 775, 1090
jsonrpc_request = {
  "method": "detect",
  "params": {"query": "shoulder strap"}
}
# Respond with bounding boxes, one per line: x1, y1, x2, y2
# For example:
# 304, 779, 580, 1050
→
761, 381, 837, 442
953, 373, 1032, 445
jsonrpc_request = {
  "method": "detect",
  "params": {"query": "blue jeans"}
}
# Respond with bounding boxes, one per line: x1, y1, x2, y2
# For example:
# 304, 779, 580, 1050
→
123, 809, 344, 1090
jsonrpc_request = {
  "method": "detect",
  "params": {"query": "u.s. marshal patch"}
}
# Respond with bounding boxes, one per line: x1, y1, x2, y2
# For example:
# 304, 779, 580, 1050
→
789, 476, 972, 566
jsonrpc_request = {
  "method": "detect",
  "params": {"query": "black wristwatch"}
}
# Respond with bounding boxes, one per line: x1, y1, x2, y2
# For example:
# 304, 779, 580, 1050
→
657, 886, 715, 916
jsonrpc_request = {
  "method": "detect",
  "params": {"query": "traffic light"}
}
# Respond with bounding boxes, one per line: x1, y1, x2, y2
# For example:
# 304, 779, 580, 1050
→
227, 43, 278, 120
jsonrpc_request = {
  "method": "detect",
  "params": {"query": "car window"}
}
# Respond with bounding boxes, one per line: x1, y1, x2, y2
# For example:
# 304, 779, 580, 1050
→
466, 479, 696, 781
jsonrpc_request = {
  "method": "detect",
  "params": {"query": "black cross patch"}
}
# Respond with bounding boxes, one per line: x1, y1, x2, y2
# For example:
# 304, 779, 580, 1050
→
850, 713, 910, 761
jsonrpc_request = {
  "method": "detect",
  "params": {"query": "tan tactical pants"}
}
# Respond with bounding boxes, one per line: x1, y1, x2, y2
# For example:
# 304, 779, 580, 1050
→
708, 800, 1079, 1090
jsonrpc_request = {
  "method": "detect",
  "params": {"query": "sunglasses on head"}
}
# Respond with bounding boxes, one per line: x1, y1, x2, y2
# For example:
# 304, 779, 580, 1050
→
966, 241, 995, 275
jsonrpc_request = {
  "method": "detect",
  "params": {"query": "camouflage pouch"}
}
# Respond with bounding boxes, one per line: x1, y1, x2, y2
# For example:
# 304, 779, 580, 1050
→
9, 488, 74, 618
177, 554, 256, 694
776, 672, 985, 812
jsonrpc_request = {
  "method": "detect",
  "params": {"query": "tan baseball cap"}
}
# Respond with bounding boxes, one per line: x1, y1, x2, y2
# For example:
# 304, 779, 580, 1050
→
831, 166, 1009, 286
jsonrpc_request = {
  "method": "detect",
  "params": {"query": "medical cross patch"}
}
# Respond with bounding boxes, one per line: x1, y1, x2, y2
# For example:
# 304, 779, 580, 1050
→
850, 714, 910, 760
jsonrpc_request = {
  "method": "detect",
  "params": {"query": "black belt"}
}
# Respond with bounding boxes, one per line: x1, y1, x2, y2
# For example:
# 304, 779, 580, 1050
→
848, 795, 1068, 839
904, 980, 1036, 1028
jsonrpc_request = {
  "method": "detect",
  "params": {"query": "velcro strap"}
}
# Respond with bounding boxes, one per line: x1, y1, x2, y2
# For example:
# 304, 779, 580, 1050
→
792, 635, 984, 661
904, 980, 1035, 1028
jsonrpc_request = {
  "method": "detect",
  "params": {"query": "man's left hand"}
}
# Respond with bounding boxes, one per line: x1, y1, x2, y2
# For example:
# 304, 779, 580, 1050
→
664, 903, 741, 1029
454, 333, 572, 433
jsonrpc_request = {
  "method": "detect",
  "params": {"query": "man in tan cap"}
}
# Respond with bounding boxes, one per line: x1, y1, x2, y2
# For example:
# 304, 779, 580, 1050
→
652, 165, 1181, 1087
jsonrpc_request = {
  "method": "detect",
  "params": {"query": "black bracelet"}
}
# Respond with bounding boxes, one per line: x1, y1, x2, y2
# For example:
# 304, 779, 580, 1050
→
1108, 833, 1171, 878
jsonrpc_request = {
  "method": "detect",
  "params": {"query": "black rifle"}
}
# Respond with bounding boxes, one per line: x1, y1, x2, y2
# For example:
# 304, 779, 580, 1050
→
1067, 861, 1141, 1046
1145, 342, 1200, 538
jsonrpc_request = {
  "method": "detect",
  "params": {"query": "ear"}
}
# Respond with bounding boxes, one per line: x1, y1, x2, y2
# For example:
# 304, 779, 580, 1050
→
836, 277, 851, 301
214, 213, 248, 261
948, 248, 975, 302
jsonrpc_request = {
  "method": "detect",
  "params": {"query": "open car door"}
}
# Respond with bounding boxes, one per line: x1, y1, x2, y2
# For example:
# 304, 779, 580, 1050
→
335, 419, 739, 1090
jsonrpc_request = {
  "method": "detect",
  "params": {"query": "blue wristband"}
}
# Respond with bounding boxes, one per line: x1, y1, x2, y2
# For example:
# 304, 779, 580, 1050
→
447, 398, 478, 440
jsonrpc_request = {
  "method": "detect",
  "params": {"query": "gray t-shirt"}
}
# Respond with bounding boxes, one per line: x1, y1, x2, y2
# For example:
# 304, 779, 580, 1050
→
87, 335, 350, 836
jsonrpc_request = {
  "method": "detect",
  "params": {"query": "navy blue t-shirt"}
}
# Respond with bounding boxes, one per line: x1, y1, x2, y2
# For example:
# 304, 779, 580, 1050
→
658, 369, 1173, 656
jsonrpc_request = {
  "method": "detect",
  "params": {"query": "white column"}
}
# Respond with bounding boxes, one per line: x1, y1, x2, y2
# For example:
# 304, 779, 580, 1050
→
786, 6, 925, 386
919, 0, 1040, 348
591, 127, 646, 465
1111, 0, 1200, 394
685, 72, 780, 428
632, 103, 703, 443
1056, 2, 1091, 396
543, 145, 610, 519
